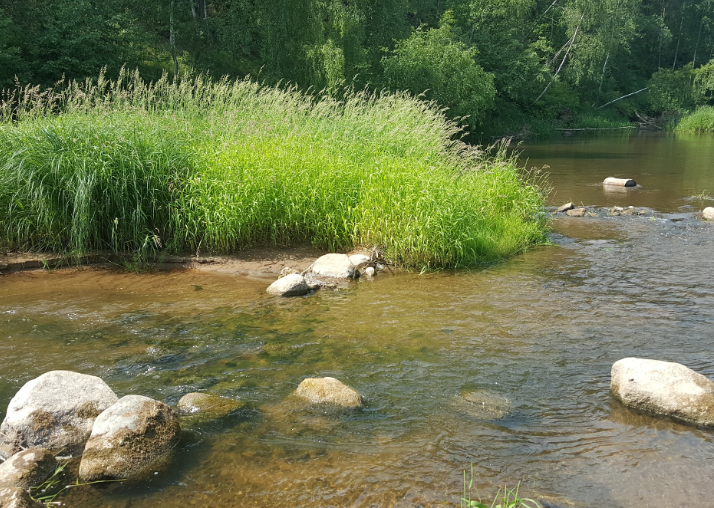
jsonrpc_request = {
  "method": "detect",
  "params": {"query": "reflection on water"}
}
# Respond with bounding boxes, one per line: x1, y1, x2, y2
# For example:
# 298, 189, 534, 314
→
521, 132, 714, 212
1, 134, 714, 508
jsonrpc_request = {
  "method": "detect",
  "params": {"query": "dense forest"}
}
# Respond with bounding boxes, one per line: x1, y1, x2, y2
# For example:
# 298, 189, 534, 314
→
2, 0, 714, 136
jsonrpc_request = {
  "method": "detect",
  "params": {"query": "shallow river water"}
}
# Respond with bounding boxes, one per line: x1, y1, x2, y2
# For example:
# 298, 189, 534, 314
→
1, 133, 714, 508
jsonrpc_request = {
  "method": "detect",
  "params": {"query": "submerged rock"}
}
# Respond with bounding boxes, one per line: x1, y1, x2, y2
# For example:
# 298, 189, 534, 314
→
311, 254, 359, 279
266, 273, 310, 297
0, 448, 56, 490
294, 377, 363, 408
611, 358, 714, 427
0, 371, 118, 460
177, 393, 242, 419
556, 202, 574, 213
79, 395, 181, 481
703, 207, 714, 220
451, 391, 511, 420
566, 207, 587, 217
0, 487, 43, 508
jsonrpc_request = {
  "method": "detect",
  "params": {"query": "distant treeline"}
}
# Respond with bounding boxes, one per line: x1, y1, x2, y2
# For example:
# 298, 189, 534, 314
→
2, 0, 714, 135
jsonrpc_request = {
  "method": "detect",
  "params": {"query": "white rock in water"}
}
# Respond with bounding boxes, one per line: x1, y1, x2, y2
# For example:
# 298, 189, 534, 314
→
79, 395, 180, 481
603, 177, 636, 187
566, 207, 587, 217
556, 202, 574, 213
363, 266, 375, 277
266, 273, 310, 297
611, 358, 714, 427
295, 377, 363, 408
0, 371, 118, 459
703, 207, 714, 220
311, 254, 358, 279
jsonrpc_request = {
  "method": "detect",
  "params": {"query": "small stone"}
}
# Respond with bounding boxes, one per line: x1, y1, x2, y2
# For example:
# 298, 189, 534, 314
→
0, 449, 56, 490
363, 266, 375, 277
266, 274, 310, 297
311, 254, 358, 279
621, 208, 634, 216
0, 487, 43, 508
637, 210, 647, 216
612, 206, 624, 212
611, 358, 714, 427
556, 202, 574, 213
566, 207, 587, 217
79, 395, 181, 482
294, 377, 363, 408
703, 207, 714, 220
177, 393, 242, 419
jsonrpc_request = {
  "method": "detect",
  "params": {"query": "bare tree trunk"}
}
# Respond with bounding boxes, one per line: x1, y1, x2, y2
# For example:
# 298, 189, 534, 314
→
693, 17, 704, 67
536, 13, 583, 103
187, 0, 197, 20
170, 0, 179, 77
672, 4, 685, 70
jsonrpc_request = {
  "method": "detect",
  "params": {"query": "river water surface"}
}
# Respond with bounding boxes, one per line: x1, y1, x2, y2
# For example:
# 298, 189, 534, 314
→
1, 133, 713, 508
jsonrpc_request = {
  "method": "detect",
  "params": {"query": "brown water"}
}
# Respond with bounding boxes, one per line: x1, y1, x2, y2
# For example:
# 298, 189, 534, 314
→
1, 133, 714, 508
521, 131, 714, 212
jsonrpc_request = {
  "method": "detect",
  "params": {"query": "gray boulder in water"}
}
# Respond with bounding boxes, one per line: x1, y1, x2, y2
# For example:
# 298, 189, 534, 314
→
0, 448, 57, 490
266, 273, 310, 297
611, 358, 714, 427
703, 207, 714, 221
78, 395, 181, 481
0, 371, 118, 460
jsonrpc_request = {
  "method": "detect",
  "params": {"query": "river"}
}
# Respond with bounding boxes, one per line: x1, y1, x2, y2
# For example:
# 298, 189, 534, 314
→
1, 132, 713, 508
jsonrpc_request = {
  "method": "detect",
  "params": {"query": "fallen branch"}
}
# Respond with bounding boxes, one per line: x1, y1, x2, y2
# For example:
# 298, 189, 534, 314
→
596, 87, 648, 110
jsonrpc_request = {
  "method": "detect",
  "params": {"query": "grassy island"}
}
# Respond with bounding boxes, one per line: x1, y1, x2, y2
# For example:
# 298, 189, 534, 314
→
0, 71, 548, 269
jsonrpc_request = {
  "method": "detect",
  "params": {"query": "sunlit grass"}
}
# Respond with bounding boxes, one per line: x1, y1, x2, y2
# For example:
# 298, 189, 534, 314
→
676, 106, 714, 133
0, 69, 548, 268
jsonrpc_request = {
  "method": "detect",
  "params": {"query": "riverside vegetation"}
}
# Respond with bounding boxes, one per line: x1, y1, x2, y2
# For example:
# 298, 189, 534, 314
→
0, 71, 548, 269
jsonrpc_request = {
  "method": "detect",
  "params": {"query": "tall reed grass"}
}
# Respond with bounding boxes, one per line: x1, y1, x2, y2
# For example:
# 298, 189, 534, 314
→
676, 106, 714, 133
0, 69, 548, 268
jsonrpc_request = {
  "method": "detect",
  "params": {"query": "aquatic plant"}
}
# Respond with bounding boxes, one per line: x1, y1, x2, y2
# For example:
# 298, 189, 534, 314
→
462, 465, 540, 508
0, 70, 548, 269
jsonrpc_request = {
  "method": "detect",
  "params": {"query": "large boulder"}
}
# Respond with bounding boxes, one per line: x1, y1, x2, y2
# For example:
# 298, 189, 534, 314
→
294, 377, 363, 408
176, 393, 242, 419
0, 371, 118, 459
0, 487, 43, 508
266, 273, 310, 297
611, 358, 714, 427
310, 254, 358, 279
78, 395, 181, 481
703, 207, 714, 220
0, 449, 56, 490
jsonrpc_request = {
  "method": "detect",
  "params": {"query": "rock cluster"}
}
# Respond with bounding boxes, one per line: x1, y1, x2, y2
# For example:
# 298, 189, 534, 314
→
0, 371, 190, 502
266, 250, 389, 297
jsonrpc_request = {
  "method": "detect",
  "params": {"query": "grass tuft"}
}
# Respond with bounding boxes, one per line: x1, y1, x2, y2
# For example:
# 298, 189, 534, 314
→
676, 106, 714, 133
0, 69, 548, 269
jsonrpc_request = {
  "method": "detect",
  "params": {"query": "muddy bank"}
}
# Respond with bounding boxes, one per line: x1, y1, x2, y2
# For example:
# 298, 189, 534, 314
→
0, 246, 326, 277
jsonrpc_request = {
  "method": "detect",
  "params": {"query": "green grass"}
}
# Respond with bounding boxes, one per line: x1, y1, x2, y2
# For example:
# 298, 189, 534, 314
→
461, 466, 540, 508
676, 106, 714, 133
0, 69, 548, 269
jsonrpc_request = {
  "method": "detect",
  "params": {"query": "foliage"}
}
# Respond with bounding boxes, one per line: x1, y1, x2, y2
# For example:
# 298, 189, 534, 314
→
0, 71, 548, 269
676, 106, 714, 132
694, 58, 714, 105
461, 465, 540, 508
382, 13, 496, 127
647, 65, 695, 113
